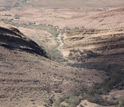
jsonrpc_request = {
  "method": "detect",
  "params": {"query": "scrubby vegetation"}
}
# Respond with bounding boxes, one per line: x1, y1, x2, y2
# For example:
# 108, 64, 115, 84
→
69, 49, 99, 62
54, 92, 83, 107
67, 62, 124, 106
54, 86, 119, 107
92, 65, 124, 94
2, 18, 66, 61
70, 62, 124, 91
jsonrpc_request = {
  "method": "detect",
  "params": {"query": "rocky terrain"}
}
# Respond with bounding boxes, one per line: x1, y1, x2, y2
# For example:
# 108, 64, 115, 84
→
0, 26, 107, 107
62, 28, 124, 67
0, 0, 124, 107
61, 27, 124, 106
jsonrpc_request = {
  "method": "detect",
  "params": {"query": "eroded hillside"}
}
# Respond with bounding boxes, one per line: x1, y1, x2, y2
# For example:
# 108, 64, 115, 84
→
62, 28, 124, 67
0, 0, 124, 107
0, 26, 107, 107
60, 27, 124, 106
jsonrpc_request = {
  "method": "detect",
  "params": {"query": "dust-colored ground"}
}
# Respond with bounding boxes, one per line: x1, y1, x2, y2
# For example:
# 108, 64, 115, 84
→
0, 0, 124, 107
0, 27, 105, 107
1, 7, 124, 29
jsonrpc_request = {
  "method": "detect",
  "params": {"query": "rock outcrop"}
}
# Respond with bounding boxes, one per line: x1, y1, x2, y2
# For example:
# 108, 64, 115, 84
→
61, 28, 124, 68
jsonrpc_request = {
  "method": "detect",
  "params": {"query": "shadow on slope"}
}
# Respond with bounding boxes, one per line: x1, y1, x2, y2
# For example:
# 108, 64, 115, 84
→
0, 26, 47, 58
